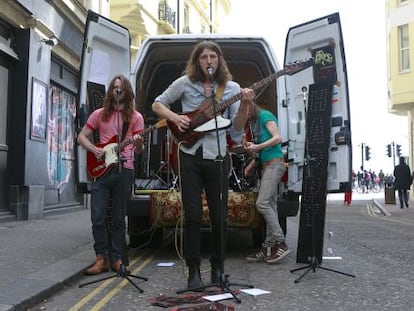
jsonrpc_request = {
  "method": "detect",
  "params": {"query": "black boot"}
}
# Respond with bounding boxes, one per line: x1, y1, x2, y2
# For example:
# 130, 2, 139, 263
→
187, 262, 204, 290
210, 259, 223, 284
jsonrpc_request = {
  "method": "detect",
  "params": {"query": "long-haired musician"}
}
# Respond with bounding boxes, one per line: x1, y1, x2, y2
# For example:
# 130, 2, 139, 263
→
243, 99, 290, 264
77, 75, 144, 275
152, 40, 255, 290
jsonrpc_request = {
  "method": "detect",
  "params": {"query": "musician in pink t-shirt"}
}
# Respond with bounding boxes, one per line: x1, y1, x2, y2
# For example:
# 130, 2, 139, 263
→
78, 75, 144, 275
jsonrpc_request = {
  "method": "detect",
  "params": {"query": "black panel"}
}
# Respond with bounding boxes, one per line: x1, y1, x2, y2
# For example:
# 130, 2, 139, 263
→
86, 81, 105, 143
296, 82, 333, 264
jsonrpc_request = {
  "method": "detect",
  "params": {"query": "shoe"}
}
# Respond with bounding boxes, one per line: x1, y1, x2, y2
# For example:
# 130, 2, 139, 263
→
246, 246, 271, 262
111, 259, 122, 272
211, 264, 222, 284
187, 263, 204, 291
266, 241, 290, 264
406, 202, 409, 208
85, 254, 109, 275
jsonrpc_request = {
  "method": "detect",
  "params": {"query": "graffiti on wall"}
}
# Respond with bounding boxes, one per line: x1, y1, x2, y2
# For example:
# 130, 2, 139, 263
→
47, 86, 76, 194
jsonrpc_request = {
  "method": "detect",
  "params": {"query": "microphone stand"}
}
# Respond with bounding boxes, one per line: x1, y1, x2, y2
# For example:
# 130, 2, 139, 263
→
115, 89, 125, 173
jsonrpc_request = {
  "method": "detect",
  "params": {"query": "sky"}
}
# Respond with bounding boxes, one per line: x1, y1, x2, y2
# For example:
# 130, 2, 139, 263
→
220, 0, 407, 175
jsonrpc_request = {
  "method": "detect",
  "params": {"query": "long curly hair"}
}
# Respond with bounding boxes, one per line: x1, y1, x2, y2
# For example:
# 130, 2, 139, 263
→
101, 75, 135, 122
247, 100, 260, 122
185, 40, 232, 84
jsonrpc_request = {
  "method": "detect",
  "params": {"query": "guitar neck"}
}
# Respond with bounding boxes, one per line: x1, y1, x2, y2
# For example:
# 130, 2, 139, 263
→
214, 59, 313, 113
119, 119, 167, 150
215, 72, 281, 113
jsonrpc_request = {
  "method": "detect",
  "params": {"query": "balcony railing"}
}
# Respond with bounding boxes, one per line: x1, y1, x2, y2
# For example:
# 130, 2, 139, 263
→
158, 1, 176, 28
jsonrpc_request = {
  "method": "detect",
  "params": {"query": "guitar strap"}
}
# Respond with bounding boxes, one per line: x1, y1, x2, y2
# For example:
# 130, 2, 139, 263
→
215, 83, 225, 105
214, 83, 229, 120
121, 121, 129, 142
95, 120, 129, 143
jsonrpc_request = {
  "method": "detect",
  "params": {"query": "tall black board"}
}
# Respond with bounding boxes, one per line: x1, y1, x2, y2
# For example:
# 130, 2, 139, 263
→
296, 82, 333, 264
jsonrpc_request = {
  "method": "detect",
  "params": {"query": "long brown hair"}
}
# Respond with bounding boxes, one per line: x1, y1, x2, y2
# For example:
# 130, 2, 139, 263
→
247, 100, 260, 122
185, 40, 232, 84
101, 75, 135, 122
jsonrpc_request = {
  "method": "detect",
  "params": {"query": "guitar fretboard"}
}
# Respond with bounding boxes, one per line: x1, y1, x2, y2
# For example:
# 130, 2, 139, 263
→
211, 59, 313, 115
213, 72, 282, 114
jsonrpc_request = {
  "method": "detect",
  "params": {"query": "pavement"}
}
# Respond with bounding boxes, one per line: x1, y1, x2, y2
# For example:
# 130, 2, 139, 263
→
0, 191, 413, 311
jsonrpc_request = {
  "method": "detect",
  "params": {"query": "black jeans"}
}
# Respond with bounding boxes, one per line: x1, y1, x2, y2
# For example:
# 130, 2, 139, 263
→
90, 168, 134, 260
397, 189, 408, 207
179, 148, 229, 265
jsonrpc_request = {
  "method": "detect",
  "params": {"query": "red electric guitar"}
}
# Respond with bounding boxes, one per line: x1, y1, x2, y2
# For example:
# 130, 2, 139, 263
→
87, 119, 167, 179
167, 58, 314, 147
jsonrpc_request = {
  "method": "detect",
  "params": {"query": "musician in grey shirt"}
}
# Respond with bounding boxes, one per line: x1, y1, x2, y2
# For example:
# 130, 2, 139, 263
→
152, 40, 255, 290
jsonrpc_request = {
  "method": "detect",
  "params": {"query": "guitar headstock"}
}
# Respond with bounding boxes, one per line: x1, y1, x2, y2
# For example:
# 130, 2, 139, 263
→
284, 58, 314, 75
155, 119, 167, 129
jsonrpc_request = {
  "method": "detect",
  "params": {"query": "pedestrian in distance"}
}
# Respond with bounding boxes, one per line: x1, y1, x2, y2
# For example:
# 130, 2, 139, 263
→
394, 156, 412, 209
378, 169, 385, 189
344, 170, 355, 206
243, 99, 290, 264
77, 75, 145, 275
344, 183, 352, 206
152, 40, 255, 290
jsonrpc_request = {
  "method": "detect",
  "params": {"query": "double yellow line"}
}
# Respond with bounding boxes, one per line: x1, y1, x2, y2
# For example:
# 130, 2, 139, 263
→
69, 249, 160, 311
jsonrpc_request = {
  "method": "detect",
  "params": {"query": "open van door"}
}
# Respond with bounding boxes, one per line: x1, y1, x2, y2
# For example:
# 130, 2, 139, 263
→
76, 10, 131, 192
284, 12, 352, 194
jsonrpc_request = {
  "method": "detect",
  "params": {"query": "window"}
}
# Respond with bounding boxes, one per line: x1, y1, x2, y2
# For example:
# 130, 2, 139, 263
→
399, 25, 410, 72
183, 4, 189, 32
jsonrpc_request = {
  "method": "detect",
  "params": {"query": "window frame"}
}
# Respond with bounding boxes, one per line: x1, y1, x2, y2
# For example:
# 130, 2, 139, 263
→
399, 24, 410, 72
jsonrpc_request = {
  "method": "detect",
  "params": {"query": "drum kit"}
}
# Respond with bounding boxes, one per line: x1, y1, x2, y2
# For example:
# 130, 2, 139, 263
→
147, 127, 258, 192
226, 129, 258, 192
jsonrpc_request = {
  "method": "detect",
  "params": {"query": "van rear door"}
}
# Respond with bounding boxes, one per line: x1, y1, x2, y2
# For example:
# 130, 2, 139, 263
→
76, 10, 131, 191
283, 12, 352, 193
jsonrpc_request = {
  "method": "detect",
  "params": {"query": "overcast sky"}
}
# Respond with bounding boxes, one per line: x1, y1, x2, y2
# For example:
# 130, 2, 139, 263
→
220, 0, 407, 174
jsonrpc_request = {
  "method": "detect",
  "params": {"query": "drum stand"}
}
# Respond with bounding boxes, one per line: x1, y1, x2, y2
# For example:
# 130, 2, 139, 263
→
143, 129, 179, 190
143, 161, 169, 188
229, 153, 250, 192
229, 158, 243, 191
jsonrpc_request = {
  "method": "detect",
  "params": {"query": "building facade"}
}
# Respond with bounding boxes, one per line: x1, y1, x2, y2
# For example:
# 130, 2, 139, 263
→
110, 0, 231, 60
0, 0, 230, 221
387, 0, 414, 170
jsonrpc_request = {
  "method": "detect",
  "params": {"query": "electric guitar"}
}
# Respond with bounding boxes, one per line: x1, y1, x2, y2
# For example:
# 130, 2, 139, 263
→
87, 119, 167, 179
167, 58, 314, 147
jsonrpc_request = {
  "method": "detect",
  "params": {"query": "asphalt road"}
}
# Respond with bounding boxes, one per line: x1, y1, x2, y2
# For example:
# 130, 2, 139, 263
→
28, 192, 414, 311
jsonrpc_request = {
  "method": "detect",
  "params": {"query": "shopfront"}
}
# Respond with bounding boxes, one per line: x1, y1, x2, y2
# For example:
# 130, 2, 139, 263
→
0, 0, 87, 219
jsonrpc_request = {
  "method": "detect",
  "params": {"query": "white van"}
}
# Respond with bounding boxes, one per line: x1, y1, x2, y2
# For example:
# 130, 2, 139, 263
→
76, 11, 351, 248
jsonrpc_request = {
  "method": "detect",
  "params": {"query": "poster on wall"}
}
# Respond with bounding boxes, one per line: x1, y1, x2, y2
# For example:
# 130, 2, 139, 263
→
31, 78, 48, 141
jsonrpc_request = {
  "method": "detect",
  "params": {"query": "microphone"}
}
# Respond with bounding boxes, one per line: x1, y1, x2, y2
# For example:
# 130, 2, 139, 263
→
207, 66, 214, 76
